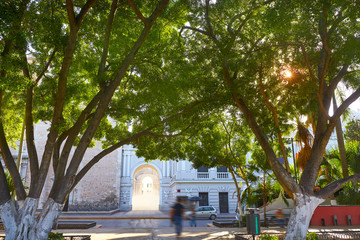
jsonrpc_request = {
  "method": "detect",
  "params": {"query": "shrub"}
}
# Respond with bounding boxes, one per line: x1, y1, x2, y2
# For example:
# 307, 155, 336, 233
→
306, 232, 319, 240
261, 234, 279, 240
48, 232, 65, 240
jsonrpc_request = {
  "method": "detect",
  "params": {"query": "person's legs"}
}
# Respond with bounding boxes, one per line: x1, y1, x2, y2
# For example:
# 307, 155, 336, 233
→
280, 218, 286, 227
190, 216, 195, 227
174, 216, 183, 235
276, 218, 285, 227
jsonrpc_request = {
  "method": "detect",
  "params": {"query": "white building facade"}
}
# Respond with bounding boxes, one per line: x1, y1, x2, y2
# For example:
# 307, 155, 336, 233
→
1, 123, 240, 213
105, 145, 239, 213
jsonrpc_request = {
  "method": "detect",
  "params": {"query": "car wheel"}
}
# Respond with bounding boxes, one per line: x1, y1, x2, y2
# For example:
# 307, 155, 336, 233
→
210, 215, 216, 220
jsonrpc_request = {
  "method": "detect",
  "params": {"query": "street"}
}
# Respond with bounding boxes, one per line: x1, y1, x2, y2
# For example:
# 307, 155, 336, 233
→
75, 218, 215, 228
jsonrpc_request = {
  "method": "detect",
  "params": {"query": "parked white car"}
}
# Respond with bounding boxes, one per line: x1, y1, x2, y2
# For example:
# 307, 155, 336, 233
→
195, 206, 217, 220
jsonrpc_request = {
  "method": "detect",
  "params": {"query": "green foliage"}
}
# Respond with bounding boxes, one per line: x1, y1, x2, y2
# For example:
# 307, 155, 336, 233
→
306, 232, 319, 240
48, 232, 64, 240
316, 156, 342, 188
5, 170, 15, 196
345, 118, 360, 142
261, 234, 279, 240
326, 141, 360, 175
336, 182, 360, 206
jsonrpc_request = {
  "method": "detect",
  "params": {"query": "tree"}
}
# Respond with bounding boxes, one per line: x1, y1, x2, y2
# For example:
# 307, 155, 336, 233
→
135, 1, 360, 239
0, 0, 188, 239
181, 1, 360, 239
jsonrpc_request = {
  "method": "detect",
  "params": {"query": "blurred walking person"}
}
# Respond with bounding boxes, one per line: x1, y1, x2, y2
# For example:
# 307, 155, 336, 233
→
276, 208, 286, 228
170, 196, 185, 237
189, 209, 197, 227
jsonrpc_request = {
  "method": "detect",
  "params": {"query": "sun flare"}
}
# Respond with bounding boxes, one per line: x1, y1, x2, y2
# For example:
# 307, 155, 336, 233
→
283, 69, 292, 78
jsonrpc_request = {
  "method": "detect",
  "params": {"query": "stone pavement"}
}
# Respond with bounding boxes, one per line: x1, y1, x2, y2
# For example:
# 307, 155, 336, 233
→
51, 225, 360, 240
59, 210, 236, 219
55, 226, 243, 240
56, 210, 360, 239
1, 210, 360, 239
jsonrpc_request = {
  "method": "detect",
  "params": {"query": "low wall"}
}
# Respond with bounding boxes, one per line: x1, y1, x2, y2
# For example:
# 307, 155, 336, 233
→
310, 205, 360, 226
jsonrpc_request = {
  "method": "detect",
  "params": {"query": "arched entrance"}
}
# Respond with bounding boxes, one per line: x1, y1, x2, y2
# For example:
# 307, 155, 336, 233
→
132, 165, 160, 210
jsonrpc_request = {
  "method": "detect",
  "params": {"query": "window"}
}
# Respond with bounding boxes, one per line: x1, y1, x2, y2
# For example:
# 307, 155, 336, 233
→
197, 166, 209, 178
197, 166, 208, 172
217, 166, 227, 172
217, 166, 229, 178
199, 192, 209, 206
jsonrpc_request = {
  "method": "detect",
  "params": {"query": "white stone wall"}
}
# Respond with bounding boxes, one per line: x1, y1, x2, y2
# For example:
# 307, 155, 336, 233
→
28, 123, 241, 212
34, 122, 121, 211
68, 143, 120, 211
119, 145, 240, 213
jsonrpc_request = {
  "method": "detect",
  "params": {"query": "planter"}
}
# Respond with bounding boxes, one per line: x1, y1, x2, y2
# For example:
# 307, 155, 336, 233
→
213, 220, 238, 228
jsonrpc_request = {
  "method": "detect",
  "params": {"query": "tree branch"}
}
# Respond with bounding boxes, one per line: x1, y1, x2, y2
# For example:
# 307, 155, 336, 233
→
127, 0, 147, 24
51, 0, 171, 202
222, 60, 299, 197
98, 0, 119, 82
330, 87, 360, 124
299, 44, 317, 83
72, 101, 202, 189
0, 91, 27, 200
147, 0, 170, 24
180, 26, 213, 38
258, 66, 290, 173
227, 10, 251, 35
252, 43, 317, 82
0, 163, 11, 204
51, 92, 101, 192
66, 0, 76, 27
317, 3, 331, 110
328, 12, 345, 37
35, 48, 57, 85
316, 174, 360, 199
205, 0, 215, 39
37, 0, 99, 198
75, 0, 98, 26
327, 64, 349, 96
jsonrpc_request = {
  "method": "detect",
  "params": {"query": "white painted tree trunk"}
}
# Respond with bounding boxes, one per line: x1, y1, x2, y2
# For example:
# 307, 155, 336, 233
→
0, 198, 63, 240
0, 200, 18, 240
284, 193, 324, 240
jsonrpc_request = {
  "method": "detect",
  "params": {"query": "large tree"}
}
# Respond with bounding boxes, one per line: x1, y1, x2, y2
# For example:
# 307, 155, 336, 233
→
0, 0, 191, 239
183, 1, 360, 239
135, 1, 360, 239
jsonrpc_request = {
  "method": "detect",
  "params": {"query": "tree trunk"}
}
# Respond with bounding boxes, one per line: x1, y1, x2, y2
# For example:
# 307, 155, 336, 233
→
333, 95, 349, 178
284, 193, 324, 240
1, 198, 63, 240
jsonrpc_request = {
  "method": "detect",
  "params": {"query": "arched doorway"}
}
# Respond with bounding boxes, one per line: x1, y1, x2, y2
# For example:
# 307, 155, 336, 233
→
132, 165, 160, 210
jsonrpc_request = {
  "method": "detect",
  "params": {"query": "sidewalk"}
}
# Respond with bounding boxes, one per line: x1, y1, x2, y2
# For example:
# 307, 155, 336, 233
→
58, 210, 241, 239
56, 211, 360, 239
59, 210, 237, 220
2, 210, 360, 239
55, 226, 243, 240
51, 225, 360, 240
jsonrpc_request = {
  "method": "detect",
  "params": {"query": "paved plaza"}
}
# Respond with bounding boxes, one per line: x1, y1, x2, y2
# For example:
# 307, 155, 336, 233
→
1, 210, 360, 239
